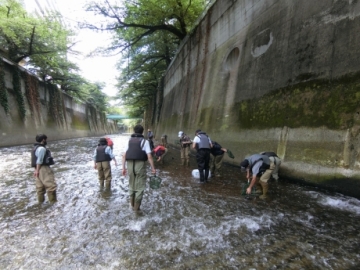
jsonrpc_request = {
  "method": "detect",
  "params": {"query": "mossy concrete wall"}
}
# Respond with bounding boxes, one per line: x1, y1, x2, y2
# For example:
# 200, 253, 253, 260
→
155, 0, 360, 197
0, 59, 116, 147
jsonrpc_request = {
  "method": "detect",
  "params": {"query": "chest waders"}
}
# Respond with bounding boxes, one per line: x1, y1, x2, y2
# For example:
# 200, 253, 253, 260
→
129, 139, 146, 211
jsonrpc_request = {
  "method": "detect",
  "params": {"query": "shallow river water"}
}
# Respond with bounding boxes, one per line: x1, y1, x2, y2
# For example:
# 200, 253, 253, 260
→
0, 134, 360, 269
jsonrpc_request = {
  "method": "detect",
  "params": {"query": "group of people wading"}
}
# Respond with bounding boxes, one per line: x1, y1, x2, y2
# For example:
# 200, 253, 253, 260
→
31, 125, 281, 209
180, 129, 281, 199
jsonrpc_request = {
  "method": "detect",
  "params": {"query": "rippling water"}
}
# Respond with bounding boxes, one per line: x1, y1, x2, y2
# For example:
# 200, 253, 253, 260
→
0, 134, 359, 269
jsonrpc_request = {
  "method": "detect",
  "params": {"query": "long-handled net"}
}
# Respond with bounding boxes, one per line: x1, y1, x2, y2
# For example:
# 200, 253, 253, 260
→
149, 175, 162, 189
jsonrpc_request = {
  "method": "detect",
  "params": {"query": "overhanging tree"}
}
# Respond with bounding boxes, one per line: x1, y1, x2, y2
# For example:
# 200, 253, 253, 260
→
0, 0, 73, 68
84, 0, 210, 117
0, 0, 111, 112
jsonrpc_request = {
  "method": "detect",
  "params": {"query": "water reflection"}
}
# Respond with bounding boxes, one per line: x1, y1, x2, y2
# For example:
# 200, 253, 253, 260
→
0, 134, 359, 269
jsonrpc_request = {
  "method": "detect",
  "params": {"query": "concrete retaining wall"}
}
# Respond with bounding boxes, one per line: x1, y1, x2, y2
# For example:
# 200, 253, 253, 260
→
155, 0, 360, 197
0, 58, 116, 146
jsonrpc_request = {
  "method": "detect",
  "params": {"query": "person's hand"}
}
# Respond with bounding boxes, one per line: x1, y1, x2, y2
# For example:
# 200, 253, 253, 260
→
122, 168, 127, 176
34, 170, 39, 178
151, 168, 156, 175
94, 164, 97, 169
246, 187, 252, 194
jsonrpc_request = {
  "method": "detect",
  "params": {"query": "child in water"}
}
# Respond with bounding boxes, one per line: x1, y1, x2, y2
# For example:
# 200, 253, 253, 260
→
153, 143, 168, 164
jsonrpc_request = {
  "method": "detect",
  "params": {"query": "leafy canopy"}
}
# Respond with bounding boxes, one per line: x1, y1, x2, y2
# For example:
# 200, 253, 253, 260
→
0, 0, 111, 113
85, 0, 210, 116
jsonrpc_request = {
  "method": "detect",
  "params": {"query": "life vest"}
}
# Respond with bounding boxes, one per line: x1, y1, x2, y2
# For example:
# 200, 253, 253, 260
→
247, 154, 270, 177
95, 145, 112, 162
126, 134, 148, 161
31, 143, 55, 167
196, 132, 210, 149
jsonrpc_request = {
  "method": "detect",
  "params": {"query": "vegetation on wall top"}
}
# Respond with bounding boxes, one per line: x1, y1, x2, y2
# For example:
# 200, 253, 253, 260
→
0, 60, 9, 114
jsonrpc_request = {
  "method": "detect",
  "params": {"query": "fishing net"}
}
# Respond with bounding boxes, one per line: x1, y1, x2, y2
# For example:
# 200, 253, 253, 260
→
241, 182, 259, 195
227, 150, 235, 159
149, 175, 162, 189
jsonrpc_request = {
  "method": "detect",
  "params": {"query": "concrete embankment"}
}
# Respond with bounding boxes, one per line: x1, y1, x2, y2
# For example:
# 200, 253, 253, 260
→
0, 57, 116, 147
154, 0, 360, 197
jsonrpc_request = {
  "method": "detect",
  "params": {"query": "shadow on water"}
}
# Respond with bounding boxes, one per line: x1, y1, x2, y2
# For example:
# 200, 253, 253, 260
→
0, 134, 360, 269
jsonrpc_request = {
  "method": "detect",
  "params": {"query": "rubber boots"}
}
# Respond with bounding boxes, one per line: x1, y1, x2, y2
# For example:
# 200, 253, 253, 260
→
105, 180, 111, 190
129, 195, 135, 209
99, 180, 104, 188
254, 183, 263, 194
259, 182, 268, 199
134, 201, 141, 211
204, 170, 209, 183
37, 193, 45, 203
47, 191, 57, 203
199, 170, 205, 183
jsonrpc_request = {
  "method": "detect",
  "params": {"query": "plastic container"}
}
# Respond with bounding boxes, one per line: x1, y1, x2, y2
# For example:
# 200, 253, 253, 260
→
191, 169, 211, 179
149, 175, 162, 189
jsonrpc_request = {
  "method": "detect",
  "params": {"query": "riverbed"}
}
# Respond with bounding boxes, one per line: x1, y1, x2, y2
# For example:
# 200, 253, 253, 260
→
0, 134, 359, 269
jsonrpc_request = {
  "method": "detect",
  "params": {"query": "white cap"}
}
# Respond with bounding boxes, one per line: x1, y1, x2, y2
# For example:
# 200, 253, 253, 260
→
178, 131, 183, 138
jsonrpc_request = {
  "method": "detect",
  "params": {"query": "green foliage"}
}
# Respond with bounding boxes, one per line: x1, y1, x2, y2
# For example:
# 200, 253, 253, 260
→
0, 60, 9, 114
0, 0, 72, 64
85, 0, 209, 117
23, 72, 40, 120
0, 0, 90, 99
48, 84, 64, 125
80, 81, 109, 112
11, 66, 26, 120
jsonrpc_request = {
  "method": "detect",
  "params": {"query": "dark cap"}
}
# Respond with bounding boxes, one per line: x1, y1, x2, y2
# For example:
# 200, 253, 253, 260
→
195, 129, 201, 134
240, 159, 249, 172
99, 138, 107, 145
35, 134, 47, 142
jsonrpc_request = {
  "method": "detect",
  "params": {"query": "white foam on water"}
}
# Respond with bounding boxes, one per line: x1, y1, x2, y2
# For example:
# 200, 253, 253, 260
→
234, 217, 261, 231
127, 218, 148, 231
318, 196, 360, 215
303, 190, 360, 215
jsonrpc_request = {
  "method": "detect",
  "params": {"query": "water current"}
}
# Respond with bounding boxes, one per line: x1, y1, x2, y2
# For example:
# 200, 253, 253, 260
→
0, 134, 359, 269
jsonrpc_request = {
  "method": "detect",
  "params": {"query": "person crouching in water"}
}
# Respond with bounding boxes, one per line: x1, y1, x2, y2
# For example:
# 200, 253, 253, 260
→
93, 138, 117, 190
31, 134, 57, 203
153, 143, 168, 164
240, 153, 275, 199
122, 125, 156, 211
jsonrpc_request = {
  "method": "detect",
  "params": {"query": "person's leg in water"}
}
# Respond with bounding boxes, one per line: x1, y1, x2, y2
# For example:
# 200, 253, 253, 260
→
204, 149, 210, 182
128, 160, 147, 211
196, 149, 206, 183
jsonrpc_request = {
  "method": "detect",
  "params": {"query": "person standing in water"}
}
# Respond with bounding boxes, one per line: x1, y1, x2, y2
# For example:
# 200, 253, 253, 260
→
122, 125, 156, 211
93, 138, 118, 190
31, 134, 57, 203
192, 129, 212, 183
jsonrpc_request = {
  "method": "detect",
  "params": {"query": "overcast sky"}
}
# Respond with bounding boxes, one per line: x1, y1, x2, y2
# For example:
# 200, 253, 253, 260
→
25, 0, 120, 97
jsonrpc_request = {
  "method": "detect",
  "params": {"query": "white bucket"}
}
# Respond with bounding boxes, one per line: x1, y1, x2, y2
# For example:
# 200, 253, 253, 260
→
191, 169, 211, 179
